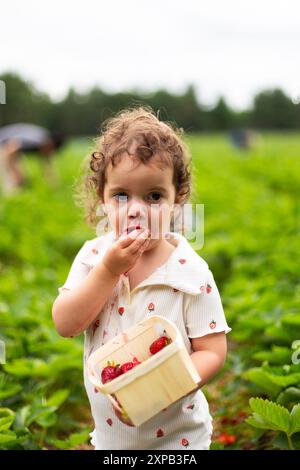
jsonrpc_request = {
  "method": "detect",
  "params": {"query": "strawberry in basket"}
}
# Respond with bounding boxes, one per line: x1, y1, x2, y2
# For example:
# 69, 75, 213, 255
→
101, 357, 141, 384
149, 335, 172, 355
120, 356, 141, 373
101, 360, 123, 384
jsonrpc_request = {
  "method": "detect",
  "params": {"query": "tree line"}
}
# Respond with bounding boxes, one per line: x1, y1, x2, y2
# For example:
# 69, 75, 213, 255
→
0, 72, 299, 136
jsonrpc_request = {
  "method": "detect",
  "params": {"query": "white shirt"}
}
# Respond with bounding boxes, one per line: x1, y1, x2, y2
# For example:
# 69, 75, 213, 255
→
58, 230, 232, 450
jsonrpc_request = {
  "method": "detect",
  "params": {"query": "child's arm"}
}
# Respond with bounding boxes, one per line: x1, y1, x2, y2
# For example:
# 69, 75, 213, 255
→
190, 332, 227, 386
183, 267, 231, 387
52, 261, 120, 338
52, 228, 150, 338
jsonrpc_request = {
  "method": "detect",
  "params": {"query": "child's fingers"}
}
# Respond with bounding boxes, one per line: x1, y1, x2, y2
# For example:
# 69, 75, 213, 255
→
126, 233, 148, 255
137, 238, 151, 255
118, 228, 144, 247
127, 231, 151, 254
119, 228, 149, 248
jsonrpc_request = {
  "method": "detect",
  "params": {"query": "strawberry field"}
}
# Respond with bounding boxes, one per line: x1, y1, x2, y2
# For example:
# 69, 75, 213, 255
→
0, 133, 299, 450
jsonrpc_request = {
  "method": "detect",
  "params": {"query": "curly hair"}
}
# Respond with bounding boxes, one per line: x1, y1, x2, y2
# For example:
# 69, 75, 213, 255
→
75, 105, 193, 228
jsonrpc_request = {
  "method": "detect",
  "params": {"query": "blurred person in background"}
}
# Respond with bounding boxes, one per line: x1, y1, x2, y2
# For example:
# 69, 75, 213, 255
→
228, 128, 259, 152
0, 123, 64, 194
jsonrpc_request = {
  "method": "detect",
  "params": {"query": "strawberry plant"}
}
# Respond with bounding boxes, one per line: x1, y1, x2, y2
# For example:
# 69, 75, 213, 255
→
246, 398, 300, 449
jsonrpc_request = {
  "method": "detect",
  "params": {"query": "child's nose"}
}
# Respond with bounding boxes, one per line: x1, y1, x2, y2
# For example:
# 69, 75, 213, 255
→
127, 200, 147, 218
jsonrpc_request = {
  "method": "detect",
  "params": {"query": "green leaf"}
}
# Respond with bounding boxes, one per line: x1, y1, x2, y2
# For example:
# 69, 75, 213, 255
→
248, 398, 290, 434
0, 383, 22, 400
35, 410, 57, 428
290, 432, 300, 450
0, 408, 15, 418
0, 431, 17, 444
0, 416, 14, 432
272, 431, 290, 450
244, 366, 300, 392
69, 430, 90, 447
242, 368, 281, 396
46, 389, 69, 408
252, 346, 291, 365
246, 414, 272, 431
49, 429, 90, 450
277, 387, 300, 408
49, 438, 70, 450
3, 358, 50, 377
282, 314, 300, 327
209, 441, 225, 450
27, 406, 57, 427
289, 404, 300, 436
13, 405, 31, 430
264, 373, 300, 388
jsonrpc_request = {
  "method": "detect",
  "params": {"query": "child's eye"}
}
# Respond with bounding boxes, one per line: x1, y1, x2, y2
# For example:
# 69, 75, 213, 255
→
148, 192, 162, 203
113, 192, 128, 201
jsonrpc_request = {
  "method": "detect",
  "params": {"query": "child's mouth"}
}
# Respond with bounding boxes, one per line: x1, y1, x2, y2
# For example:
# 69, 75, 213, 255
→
124, 225, 141, 234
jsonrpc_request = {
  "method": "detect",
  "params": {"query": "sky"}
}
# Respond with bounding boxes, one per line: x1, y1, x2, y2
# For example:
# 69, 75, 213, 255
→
1, 0, 300, 110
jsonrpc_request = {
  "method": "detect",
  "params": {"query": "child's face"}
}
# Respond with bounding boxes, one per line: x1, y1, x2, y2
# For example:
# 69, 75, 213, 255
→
102, 153, 176, 247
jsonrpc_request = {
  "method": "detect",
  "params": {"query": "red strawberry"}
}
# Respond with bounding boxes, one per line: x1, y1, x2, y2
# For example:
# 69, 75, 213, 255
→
120, 356, 141, 374
179, 258, 186, 264
216, 433, 237, 446
106, 418, 113, 426
120, 362, 134, 374
148, 302, 155, 311
118, 306, 125, 315
206, 284, 212, 294
156, 428, 164, 437
209, 320, 216, 330
181, 438, 189, 447
149, 335, 172, 355
227, 435, 237, 444
101, 361, 123, 384
132, 356, 141, 366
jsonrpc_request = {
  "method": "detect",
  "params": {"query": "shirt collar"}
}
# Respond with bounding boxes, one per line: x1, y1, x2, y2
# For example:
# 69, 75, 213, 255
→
81, 230, 208, 295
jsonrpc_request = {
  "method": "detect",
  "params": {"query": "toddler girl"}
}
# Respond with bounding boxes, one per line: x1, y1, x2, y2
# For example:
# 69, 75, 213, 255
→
52, 106, 232, 450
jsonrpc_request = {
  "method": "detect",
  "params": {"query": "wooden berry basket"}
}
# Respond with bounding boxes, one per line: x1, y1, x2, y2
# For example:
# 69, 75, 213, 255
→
87, 315, 201, 427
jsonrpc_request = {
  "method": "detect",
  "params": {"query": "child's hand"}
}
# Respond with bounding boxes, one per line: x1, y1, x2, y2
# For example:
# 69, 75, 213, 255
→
102, 227, 151, 277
